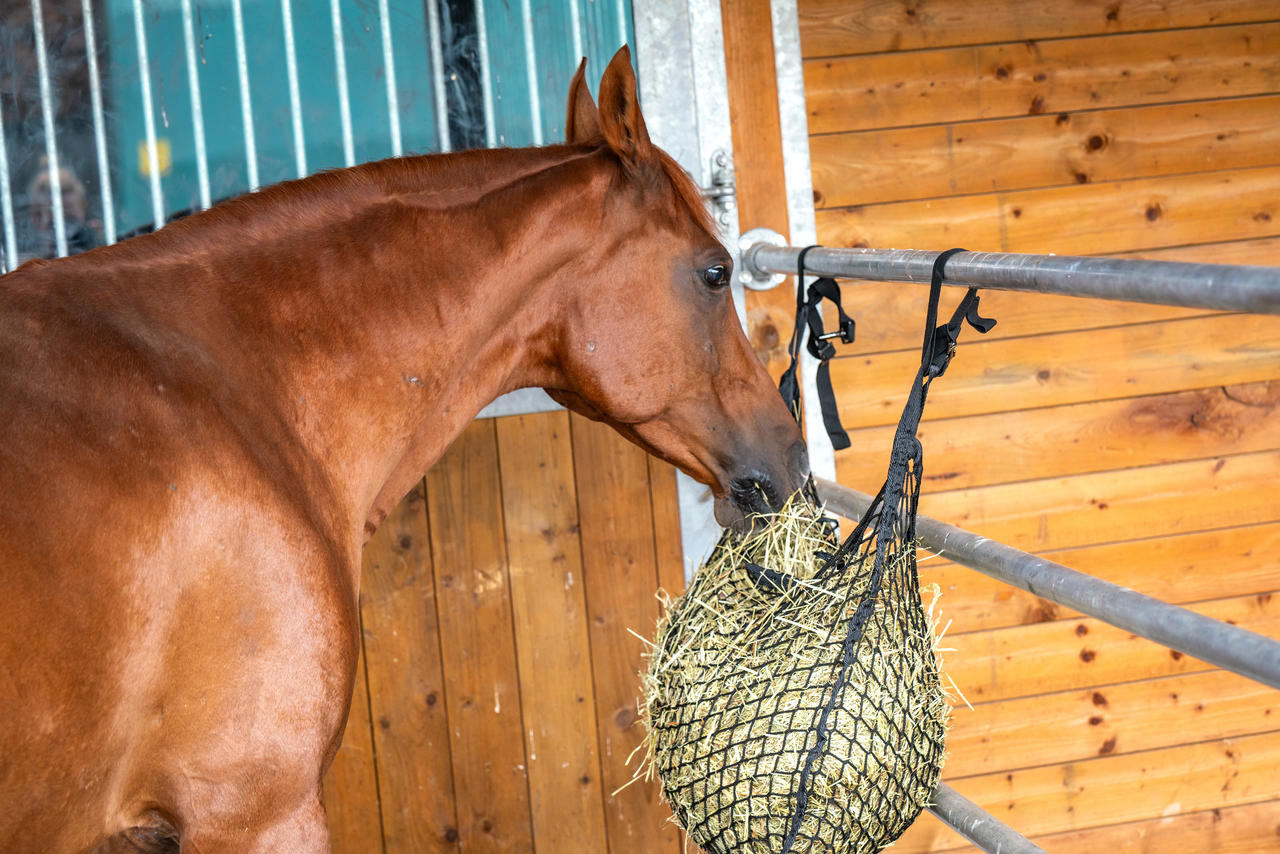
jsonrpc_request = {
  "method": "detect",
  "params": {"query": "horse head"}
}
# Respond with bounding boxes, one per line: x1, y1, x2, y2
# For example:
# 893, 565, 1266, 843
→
543, 49, 808, 526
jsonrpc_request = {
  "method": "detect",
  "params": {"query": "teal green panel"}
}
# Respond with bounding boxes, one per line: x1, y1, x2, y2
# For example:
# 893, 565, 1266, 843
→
480, 0, 538, 148
386, 3, 438, 155
529, 1, 578, 144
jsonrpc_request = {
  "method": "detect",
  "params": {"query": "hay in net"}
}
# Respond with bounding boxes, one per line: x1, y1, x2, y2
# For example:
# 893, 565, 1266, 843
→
637, 491, 951, 854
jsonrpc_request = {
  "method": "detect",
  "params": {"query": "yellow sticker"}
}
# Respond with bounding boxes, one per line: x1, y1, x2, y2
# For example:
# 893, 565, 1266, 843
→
138, 138, 172, 177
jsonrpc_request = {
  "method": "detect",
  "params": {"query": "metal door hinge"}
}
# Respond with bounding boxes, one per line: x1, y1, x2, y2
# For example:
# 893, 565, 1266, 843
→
700, 149, 736, 228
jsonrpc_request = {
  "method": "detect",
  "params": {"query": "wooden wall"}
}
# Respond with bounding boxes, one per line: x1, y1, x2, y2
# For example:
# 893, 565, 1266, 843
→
797, 0, 1280, 850
319, 411, 688, 853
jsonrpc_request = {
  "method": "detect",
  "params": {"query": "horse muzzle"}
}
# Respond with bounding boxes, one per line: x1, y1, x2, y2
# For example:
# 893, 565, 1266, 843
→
712, 438, 810, 531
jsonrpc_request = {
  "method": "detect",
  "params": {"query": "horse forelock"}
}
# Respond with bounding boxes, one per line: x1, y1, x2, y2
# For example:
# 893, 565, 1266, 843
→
653, 150, 719, 240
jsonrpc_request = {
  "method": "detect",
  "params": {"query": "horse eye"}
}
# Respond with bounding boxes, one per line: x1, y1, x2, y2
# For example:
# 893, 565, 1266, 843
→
702, 264, 729, 289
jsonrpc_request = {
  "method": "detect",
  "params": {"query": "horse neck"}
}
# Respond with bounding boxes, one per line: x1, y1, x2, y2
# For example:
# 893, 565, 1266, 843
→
101, 147, 605, 566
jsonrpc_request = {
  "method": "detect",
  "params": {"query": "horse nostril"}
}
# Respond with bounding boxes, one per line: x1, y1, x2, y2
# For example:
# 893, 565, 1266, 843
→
729, 474, 778, 515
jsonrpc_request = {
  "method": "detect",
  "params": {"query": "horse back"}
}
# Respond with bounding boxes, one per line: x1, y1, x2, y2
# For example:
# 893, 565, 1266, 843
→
0, 262, 358, 851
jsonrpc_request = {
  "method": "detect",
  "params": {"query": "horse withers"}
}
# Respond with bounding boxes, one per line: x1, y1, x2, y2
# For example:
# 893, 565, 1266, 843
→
0, 48, 807, 852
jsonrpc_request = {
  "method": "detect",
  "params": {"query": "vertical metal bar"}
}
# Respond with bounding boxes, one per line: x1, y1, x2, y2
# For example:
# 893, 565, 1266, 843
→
769, 0, 834, 482
519, 0, 541, 145
280, 0, 307, 176
424, 0, 451, 152
230, 0, 259, 190
329, 0, 355, 166
81, 0, 116, 242
376, 0, 403, 156
179, 0, 211, 207
615, 0, 629, 48
131, 0, 165, 229
568, 0, 583, 62
0, 99, 16, 271
31, 0, 68, 257
473, 0, 496, 148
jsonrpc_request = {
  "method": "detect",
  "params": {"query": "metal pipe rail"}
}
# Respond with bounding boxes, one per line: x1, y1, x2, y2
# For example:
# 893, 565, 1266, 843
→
816, 478, 1280, 691
928, 783, 1047, 854
742, 244, 1280, 315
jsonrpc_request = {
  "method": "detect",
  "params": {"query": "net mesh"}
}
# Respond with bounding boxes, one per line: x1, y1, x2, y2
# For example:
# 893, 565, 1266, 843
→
641, 254, 993, 853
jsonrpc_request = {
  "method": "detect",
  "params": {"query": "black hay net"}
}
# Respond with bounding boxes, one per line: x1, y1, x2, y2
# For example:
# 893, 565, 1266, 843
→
645, 250, 995, 853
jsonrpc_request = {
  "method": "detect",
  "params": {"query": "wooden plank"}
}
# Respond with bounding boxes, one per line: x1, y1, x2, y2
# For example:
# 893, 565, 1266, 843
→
828, 239, 1280, 359
1014, 801, 1280, 854
721, 0, 798, 380
798, 0, 1280, 58
360, 484, 460, 853
569, 414, 680, 854
942, 591, 1280, 705
893, 731, 1280, 850
838, 382, 1280, 492
832, 314, 1280, 430
647, 455, 687, 598
804, 22, 1280, 134
323, 635, 385, 853
943, 669, 1280, 779
493, 411, 610, 853
424, 420, 534, 853
811, 95, 1280, 208
817, 164, 1280, 255
918, 521, 1280, 635
917, 450, 1280, 555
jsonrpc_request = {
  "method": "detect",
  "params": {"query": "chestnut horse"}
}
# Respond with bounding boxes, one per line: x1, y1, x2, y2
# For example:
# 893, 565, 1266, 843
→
0, 49, 805, 853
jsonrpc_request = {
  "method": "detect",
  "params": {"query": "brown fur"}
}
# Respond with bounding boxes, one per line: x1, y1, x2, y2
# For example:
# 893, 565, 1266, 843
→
0, 49, 805, 852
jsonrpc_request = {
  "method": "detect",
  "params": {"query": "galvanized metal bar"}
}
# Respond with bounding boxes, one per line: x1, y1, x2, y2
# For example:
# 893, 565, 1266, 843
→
425, 0, 451, 152
376, 0, 402, 157
473, 0, 497, 148
81, 0, 117, 241
816, 478, 1280, 691
131, 0, 165, 229
329, 0, 355, 166
568, 0, 584, 63
519, 0, 542, 146
745, 245, 1280, 315
230, 0, 259, 190
929, 783, 1047, 854
31, 0, 68, 257
178, 0, 210, 208
280, 0, 307, 177
769, 0, 833, 484
0, 79, 18, 270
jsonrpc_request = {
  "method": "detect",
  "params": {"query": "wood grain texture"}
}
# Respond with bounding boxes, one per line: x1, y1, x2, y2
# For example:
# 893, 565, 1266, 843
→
896, 731, 1280, 851
493, 412, 610, 854
942, 591, 1280, 704
1002, 801, 1280, 854
323, 636, 384, 854
647, 455, 688, 598
839, 382, 1280, 492
817, 164, 1280, 255
811, 95, 1280, 208
942, 668, 1280, 778
832, 313, 1280, 430
797, 0, 1280, 58
918, 521, 1280, 635
804, 22, 1280, 134
360, 484, 460, 853
568, 414, 679, 854
424, 421, 534, 853
720, 0, 798, 380
917, 449, 1280, 554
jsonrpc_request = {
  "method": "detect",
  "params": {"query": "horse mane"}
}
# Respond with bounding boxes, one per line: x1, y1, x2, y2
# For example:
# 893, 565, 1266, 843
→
60, 140, 719, 270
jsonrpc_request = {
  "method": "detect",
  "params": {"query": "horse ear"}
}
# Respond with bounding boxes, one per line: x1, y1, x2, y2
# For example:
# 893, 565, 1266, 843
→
566, 58, 602, 143
596, 46, 653, 169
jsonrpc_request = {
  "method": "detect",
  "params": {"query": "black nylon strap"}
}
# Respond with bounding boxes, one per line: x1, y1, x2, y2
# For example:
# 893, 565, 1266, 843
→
779, 249, 995, 854
778, 246, 855, 451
